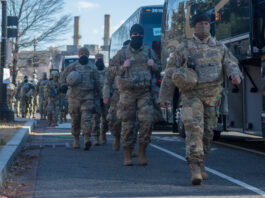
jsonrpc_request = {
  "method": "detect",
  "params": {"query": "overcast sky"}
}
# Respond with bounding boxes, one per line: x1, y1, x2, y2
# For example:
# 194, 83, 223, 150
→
53, 0, 164, 48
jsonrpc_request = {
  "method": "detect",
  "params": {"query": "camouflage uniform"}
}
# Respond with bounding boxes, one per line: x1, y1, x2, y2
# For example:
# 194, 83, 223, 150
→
114, 45, 161, 148
18, 80, 33, 118
91, 68, 108, 137
103, 63, 121, 137
46, 75, 60, 126
59, 91, 68, 123
30, 77, 38, 118
60, 60, 100, 141
159, 34, 242, 164
7, 83, 16, 111
37, 75, 49, 119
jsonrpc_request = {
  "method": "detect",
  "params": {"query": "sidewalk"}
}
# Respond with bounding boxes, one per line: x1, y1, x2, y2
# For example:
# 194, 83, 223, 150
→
0, 118, 36, 187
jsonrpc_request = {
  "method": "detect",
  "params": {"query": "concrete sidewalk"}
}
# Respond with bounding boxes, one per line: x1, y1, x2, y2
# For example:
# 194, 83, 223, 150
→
0, 119, 36, 187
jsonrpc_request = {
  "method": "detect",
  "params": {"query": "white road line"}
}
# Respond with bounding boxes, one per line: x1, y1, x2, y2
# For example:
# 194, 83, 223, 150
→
150, 143, 265, 197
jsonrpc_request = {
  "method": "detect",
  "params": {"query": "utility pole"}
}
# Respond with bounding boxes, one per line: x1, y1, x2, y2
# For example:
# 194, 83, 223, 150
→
0, 0, 14, 121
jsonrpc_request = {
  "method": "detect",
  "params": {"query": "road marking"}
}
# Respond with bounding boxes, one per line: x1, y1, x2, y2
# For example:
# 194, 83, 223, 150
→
150, 143, 265, 197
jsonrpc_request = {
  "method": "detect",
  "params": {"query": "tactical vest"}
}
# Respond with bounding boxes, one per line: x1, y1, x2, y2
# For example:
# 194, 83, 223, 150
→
117, 46, 152, 91
185, 38, 223, 84
98, 69, 105, 90
75, 63, 95, 91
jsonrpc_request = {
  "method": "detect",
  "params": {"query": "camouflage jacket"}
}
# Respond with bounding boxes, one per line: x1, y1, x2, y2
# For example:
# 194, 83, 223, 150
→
37, 79, 49, 97
106, 45, 161, 95
60, 60, 100, 101
45, 80, 60, 100
159, 34, 243, 104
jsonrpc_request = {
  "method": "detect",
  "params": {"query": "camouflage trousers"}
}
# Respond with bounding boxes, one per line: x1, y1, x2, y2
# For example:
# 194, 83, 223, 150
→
118, 90, 154, 148
47, 98, 59, 126
20, 96, 29, 117
91, 112, 108, 136
181, 86, 221, 164
29, 97, 38, 118
59, 97, 68, 122
107, 90, 121, 137
68, 99, 94, 137
39, 96, 47, 118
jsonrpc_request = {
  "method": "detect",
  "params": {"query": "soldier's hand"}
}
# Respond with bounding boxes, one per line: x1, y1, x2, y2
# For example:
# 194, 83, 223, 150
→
103, 98, 109, 105
230, 74, 241, 85
123, 59, 131, 68
147, 59, 154, 67
160, 102, 169, 108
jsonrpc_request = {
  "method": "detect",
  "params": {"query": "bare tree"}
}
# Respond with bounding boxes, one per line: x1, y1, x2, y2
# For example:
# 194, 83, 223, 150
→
7, 0, 72, 84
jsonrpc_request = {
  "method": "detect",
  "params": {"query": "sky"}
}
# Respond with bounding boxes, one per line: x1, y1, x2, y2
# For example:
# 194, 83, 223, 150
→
54, 0, 164, 48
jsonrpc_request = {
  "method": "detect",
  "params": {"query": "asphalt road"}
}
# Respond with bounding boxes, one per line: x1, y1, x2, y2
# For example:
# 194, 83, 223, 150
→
14, 121, 265, 197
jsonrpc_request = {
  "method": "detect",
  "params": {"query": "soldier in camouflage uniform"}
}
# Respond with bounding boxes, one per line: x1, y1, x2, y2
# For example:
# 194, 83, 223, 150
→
18, 76, 33, 118
103, 40, 130, 151
60, 47, 100, 150
46, 72, 60, 126
7, 82, 16, 111
29, 73, 38, 118
159, 13, 242, 185
59, 87, 68, 123
113, 24, 161, 166
15, 80, 22, 117
37, 72, 49, 119
91, 53, 108, 145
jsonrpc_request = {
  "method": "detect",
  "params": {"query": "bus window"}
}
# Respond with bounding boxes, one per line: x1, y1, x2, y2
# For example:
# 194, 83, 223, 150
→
253, 0, 265, 53
215, 0, 250, 41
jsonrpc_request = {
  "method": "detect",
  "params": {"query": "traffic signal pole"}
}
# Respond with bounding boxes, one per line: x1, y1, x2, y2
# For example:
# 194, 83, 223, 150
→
0, 0, 14, 121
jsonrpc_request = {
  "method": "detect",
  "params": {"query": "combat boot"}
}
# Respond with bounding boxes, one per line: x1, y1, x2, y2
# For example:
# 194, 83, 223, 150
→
73, 136, 80, 149
131, 147, 137, 158
189, 163, 202, 185
138, 143, 148, 165
123, 147, 133, 166
93, 136, 100, 146
101, 132, 107, 144
200, 162, 208, 180
84, 134, 91, 150
112, 135, 120, 151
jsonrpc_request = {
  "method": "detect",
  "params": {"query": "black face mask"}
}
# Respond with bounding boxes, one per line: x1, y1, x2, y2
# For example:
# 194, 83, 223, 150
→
24, 79, 28, 83
79, 55, 89, 65
96, 59, 105, 71
130, 36, 143, 50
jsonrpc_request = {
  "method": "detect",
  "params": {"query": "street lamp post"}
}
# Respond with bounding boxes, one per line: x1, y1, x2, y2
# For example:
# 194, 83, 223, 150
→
0, 0, 14, 121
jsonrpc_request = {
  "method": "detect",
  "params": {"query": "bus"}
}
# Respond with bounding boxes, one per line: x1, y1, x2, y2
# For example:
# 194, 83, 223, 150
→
161, 0, 265, 139
109, 5, 163, 60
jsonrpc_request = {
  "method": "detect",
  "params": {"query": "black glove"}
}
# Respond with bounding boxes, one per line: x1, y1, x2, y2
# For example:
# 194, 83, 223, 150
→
60, 85, 68, 93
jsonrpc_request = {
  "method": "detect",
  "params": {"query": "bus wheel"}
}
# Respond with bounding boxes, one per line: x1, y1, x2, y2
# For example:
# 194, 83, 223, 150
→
213, 130, 221, 141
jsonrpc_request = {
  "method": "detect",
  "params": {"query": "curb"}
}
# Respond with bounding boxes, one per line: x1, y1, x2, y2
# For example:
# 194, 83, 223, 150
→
0, 120, 36, 187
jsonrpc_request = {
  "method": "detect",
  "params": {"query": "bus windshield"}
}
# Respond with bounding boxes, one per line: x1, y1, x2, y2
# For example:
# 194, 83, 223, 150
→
140, 7, 163, 57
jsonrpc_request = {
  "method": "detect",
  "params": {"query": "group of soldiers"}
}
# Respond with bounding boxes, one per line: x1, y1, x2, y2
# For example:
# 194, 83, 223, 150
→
6, 71, 68, 126
7, 12, 243, 186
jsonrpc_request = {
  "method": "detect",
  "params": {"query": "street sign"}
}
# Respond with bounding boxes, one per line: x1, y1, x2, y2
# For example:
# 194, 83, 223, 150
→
3, 68, 10, 84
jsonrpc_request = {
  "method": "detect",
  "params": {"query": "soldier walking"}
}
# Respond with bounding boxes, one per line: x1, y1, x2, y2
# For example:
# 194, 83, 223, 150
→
37, 72, 49, 119
159, 13, 242, 185
91, 53, 108, 145
46, 72, 60, 127
103, 40, 130, 151
60, 47, 100, 150
112, 24, 161, 166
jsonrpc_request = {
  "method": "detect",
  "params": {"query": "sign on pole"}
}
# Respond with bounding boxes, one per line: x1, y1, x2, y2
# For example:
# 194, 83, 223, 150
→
3, 68, 10, 84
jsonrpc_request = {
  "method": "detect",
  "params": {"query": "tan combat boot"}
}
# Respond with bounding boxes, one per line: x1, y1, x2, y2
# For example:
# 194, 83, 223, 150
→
73, 136, 80, 149
123, 147, 133, 166
93, 136, 100, 146
101, 133, 107, 144
189, 163, 203, 185
112, 136, 120, 151
200, 162, 208, 180
138, 143, 148, 166
131, 147, 137, 158
84, 134, 91, 150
